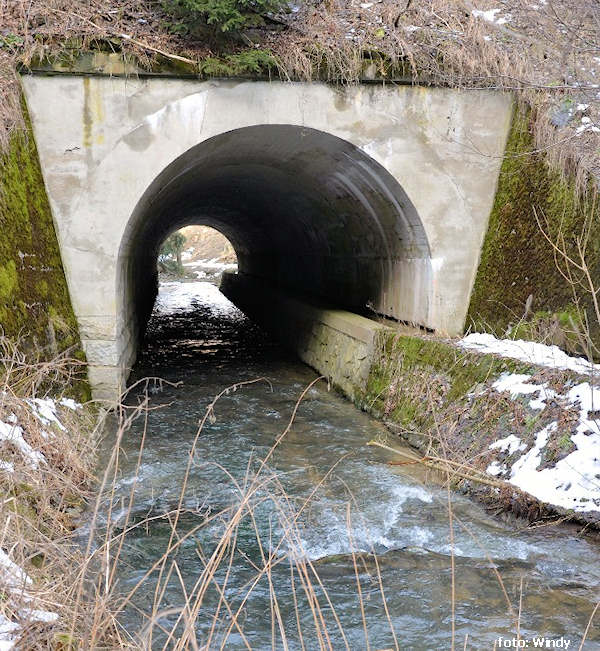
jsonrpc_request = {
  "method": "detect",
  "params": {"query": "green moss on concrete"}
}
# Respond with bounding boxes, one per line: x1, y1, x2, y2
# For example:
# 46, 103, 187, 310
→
363, 331, 533, 433
22, 44, 415, 83
467, 106, 600, 354
25, 47, 278, 79
0, 98, 88, 397
0, 261, 18, 299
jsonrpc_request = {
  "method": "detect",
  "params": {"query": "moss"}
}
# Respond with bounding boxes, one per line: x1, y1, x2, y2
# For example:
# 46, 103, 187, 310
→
362, 331, 533, 433
0, 261, 18, 299
0, 96, 89, 395
34, 278, 49, 298
23, 44, 416, 83
467, 105, 600, 354
26, 46, 278, 79
198, 49, 277, 76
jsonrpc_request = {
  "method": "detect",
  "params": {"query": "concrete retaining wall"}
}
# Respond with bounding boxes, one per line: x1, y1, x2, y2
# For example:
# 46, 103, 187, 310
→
221, 273, 385, 401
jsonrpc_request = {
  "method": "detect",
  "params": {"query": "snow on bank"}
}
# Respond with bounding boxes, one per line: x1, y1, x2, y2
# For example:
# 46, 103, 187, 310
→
459, 332, 600, 375
0, 421, 45, 469
182, 257, 238, 281
458, 334, 600, 513
0, 396, 81, 646
0, 396, 82, 472
484, 371, 600, 513
155, 281, 235, 312
183, 258, 238, 272
0, 547, 60, 648
0, 548, 58, 649
471, 8, 512, 25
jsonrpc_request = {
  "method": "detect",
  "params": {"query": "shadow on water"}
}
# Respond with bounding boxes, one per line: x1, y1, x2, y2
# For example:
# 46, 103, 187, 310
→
92, 281, 600, 649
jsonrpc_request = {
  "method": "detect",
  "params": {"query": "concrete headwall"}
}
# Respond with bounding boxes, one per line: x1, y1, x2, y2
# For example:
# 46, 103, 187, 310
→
221, 272, 385, 401
20, 75, 513, 399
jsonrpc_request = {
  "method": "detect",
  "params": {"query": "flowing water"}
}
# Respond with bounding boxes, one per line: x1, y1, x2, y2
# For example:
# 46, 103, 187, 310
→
91, 281, 600, 649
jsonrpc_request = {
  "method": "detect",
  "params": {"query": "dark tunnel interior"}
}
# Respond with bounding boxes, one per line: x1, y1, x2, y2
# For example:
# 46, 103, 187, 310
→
118, 125, 431, 349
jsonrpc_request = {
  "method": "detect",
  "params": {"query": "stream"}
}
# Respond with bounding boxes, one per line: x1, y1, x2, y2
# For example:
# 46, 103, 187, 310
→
91, 280, 600, 649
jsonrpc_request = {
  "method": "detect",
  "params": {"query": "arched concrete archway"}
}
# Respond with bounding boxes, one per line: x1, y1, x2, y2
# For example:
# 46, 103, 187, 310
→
22, 76, 513, 399
119, 125, 432, 361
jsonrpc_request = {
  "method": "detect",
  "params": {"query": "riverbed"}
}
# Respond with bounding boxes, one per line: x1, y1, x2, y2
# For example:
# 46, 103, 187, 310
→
91, 280, 600, 649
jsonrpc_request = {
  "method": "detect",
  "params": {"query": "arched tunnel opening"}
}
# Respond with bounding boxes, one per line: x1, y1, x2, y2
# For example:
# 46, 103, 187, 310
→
157, 225, 238, 283
118, 125, 432, 366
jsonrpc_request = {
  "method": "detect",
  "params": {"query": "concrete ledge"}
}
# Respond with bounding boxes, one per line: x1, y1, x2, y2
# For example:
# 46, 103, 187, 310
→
87, 364, 125, 403
221, 272, 386, 400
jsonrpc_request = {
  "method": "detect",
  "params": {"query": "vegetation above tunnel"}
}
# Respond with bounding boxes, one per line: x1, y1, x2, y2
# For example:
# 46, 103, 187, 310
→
1, 1, 599, 189
164, 0, 288, 34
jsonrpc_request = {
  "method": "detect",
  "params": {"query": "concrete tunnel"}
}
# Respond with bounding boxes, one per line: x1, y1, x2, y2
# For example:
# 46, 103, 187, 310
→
117, 124, 433, 357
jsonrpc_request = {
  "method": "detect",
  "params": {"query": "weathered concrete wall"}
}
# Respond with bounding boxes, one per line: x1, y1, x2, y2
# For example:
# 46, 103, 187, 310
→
20, 75, 512, 400
221, 272, 385, 400
467, 106, 600, 355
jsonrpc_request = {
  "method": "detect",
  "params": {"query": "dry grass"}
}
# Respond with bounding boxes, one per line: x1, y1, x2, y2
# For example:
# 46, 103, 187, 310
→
0, 336, 100, 648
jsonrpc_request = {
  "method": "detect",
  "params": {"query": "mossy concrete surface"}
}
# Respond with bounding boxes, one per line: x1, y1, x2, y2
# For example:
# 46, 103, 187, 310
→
360, 330, 534, 442
467, 105, 600, 354
21, 48, 280, 80
20, 47, 413, 83
0, 99, 86, 379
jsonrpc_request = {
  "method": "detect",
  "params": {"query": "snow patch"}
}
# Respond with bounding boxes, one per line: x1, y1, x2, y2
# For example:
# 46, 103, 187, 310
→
485, 372, 600, 512
471, 8, 512, 25
489, 434, 526, 455
492, 372, 557, 411
492, 373, 541, 397
0, 548, 32, 588
0, 549, 59, 644
27, 398, 66, 432
59, 398, 81, 411
576, 116, 600, 135
0, 461, 14, 473
156, 281, 236, 312
183, 258, 238, 271
0, 421, 46, 469
486, 461, 508, 476
0, 613, 19, 649
459, 332, 600, 375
